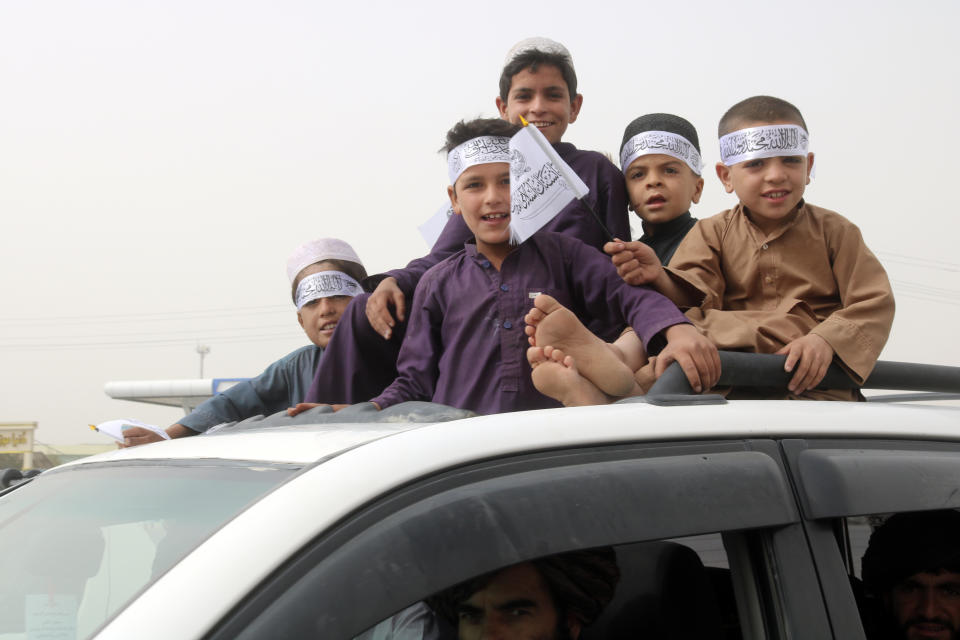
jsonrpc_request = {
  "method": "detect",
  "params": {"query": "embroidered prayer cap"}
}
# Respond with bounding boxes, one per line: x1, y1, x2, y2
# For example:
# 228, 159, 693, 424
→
619, 113, 703, 176
503, 37, 574, 69
286, 238, 364, 285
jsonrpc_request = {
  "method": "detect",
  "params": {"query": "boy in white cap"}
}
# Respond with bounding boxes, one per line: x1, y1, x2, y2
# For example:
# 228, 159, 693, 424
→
302, 37, 630, 408
121, 238, 366, 446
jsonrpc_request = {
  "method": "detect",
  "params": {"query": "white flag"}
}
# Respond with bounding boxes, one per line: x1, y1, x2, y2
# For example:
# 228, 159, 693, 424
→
508, 124, 589, 244
418, 200, 454, 248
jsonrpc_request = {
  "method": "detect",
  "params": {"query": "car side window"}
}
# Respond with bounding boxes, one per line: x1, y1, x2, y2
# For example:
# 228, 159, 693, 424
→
836, 510, 960, 640
782, 439, 960, 640
217, 441, 819, 639
354, 533, 748, 640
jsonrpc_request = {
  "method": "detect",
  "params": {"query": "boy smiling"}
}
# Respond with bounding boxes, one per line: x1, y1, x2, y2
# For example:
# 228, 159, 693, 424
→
123, 238, 366, 445
301, 37, 629, 408
368, 118, 708, 415
716, 123, 810, 233
452, 160, 513, 268
495, 38, 582, 145
608, 96, 895, 399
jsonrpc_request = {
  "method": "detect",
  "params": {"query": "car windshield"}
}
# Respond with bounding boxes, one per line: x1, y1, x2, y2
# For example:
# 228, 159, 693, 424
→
0, 460, 298, 639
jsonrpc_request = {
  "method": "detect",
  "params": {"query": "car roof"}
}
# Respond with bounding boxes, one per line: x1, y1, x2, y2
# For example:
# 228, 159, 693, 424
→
64, 399, 960, 471
57, 421, 421, 467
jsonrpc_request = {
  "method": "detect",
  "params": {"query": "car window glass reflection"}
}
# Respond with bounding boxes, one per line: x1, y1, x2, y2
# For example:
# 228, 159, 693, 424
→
0, 463, 296, 639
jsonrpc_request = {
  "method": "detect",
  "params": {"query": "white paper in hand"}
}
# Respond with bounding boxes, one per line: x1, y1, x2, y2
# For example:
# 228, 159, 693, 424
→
91, 418, 170, 443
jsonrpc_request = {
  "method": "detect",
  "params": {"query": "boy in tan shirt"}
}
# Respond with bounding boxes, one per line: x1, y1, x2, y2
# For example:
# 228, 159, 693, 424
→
527, 96, 893, 402
609, 95, 895, 399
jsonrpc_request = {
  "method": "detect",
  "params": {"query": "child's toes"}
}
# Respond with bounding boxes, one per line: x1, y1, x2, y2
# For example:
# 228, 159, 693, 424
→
527, 346, 547, 367
525, 308, 546, 325
533, 293, 562, 314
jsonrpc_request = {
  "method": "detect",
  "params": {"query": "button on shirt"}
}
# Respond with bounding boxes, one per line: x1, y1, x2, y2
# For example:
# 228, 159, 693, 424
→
372, 232, 688, 415
664, 202, 894, 383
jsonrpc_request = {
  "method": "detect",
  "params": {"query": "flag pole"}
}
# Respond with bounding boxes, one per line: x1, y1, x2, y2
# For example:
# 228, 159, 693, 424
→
519, 116, 615, 242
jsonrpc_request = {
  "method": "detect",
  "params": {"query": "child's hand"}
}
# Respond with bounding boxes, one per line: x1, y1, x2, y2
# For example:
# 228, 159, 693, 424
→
286, 402, 348, 416
775, 334, 835, 394
604, 239, 662, 286
366, 277, 405, 340
656, 324, 721, 393
119, 427, 165, 448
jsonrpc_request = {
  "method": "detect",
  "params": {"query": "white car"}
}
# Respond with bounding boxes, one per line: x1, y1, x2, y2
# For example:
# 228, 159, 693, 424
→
1, 354, 960, 639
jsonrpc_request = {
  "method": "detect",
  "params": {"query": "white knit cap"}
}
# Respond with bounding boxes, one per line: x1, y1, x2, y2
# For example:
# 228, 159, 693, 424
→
286, 238, 363, 285
503, 37, 573, 68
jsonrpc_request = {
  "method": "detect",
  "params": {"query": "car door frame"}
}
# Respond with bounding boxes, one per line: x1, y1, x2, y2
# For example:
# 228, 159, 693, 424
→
207, 438, 838, 640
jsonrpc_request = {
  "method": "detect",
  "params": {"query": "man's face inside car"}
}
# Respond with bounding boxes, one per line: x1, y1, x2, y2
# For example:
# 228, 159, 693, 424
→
887, 570, 960, 640
456, 563, 579, 640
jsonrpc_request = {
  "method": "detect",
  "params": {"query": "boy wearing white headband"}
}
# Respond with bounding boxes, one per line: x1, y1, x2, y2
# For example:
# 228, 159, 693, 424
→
522, 113, 718, 406
608, 96, 895, 399
288, 240, 366, 350
299, 37, 629, 409
358, 118, 710, 415
619, 113, 704, 265
122, 238, 366, 446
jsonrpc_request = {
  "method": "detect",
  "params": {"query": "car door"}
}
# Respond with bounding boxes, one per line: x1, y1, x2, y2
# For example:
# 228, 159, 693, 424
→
207, 437, 840, 640
782, 437, 960, 640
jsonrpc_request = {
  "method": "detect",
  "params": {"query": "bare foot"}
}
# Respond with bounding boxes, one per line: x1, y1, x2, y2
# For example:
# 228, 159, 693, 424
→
527, 345, 549, 369
524, 294, 635, 397
529, 346, 610, 407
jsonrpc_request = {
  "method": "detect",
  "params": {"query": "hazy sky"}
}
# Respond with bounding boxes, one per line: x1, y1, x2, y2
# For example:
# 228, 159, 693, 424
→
2, 0, 958, 445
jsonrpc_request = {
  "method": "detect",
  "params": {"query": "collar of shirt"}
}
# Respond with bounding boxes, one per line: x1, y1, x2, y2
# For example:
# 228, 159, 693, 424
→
641, 211, 695, 239
554, 141, 577, 160
463, 239, 524, 270
741, 199, 806, 244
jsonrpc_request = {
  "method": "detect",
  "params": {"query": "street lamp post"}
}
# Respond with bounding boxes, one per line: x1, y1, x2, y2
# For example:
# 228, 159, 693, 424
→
196, 344, 210, 378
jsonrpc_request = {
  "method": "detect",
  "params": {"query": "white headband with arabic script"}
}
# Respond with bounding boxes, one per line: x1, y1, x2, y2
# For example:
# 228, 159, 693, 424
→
447, 136, 513, 185
620, 131, 703, 176
719, 124, 810, 167
295, 271, 363, 310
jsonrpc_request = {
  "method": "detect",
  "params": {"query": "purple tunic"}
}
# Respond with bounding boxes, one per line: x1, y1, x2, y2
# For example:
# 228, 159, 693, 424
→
304, 142, 629, 405
370, 232, 688, 415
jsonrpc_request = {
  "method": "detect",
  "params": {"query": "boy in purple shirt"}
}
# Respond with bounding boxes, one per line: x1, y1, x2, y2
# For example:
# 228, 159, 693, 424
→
366, 118, 713, 415
300, 37, 629, 407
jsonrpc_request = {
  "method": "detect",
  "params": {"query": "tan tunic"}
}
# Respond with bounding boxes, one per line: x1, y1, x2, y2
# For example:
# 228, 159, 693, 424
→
665, 202, 895, 386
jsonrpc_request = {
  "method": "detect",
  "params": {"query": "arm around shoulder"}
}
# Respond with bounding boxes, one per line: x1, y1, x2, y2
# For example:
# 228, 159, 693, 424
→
383, 213, 472, 298
369, 270, 446, 410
